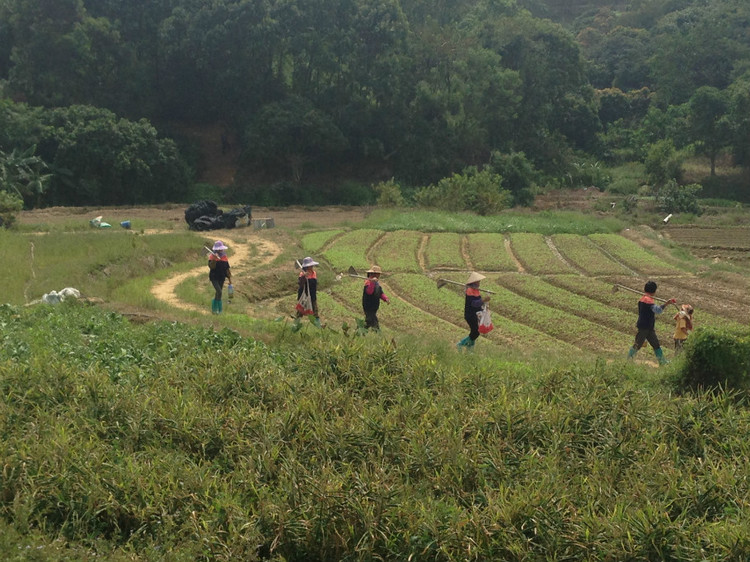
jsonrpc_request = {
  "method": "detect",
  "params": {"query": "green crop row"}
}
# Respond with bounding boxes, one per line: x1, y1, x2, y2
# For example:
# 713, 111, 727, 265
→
322, 229, 382, 271
551, 234, 631, 276
373, 230, 424, 273
387, 274, 579, 355
509, 233, 574, 274
541, 276, 741, 348
301, 229, 344, 253
480, 276, 626, 352
496, 273, 636, 336
589, 234, 685, 276
466, 233, 519, 272
331, 275, 467, 342
424, 233, 465, 269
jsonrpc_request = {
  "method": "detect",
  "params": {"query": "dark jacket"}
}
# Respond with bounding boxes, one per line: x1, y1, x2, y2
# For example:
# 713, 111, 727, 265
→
209, 256, 230, 284
464, 288, 483, 323
636, 294, 664, 330
362, 279, 387, 312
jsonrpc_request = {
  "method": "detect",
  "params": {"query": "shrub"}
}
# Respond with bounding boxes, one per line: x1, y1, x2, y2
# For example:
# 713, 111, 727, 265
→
373, 178, 405, 207
644, 139, 684, 186
656, 179, 702, 214
488, 151, 541, 206
0, 189, 23, 227
563, 160, 611, 189
675, 327, 750, 391
413, 168, 512, 215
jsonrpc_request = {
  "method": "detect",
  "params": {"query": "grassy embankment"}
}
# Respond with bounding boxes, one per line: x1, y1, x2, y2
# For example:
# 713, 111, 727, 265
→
1, 208, 749, 559
2, 302, 750, 560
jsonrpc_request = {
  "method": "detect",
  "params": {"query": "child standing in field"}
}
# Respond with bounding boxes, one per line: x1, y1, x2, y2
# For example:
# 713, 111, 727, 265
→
362, 265, 390, 330
457, 272, 490, 351
293, 256, 321, 331
673, 304, 694, 354
208, 240, 231, 314
627, 280, 676, 365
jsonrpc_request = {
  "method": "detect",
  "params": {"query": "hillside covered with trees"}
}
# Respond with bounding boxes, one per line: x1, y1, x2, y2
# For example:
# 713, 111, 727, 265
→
0, 0, 749, 207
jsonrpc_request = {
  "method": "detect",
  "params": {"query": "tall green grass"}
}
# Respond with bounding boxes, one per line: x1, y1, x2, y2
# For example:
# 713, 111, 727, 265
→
2, 304, 750, 560
0, 230, 200, 305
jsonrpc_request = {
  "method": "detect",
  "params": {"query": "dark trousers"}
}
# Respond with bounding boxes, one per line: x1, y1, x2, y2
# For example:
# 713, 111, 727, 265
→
365, 310, 379, 330
634, 328, 660, 350
211, 279, 224, 300
466, 314, 480, 341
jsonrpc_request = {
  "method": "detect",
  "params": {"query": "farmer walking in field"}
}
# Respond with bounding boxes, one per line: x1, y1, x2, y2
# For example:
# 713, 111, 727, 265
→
673, 303, 694, 355
627, 280, 676, 365
362, 265, 390, 331
293, 256, 321, 331
457, 272, 491, 351
208, 240, 231, 314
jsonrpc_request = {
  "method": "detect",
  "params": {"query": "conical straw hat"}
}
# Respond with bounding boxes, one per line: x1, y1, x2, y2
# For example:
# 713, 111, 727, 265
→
466, 272, 485, 285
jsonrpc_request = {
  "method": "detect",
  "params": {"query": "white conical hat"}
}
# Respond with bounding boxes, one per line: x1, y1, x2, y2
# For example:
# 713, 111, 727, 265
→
466, 272, 485, 285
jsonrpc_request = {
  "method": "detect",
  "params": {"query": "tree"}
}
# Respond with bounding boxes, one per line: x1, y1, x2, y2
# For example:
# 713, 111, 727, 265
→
0, 145, 50, 206
244, 96, 348, 183
41, 105, 190, 205
727, 74, 750, 170
688, 86, 731, 177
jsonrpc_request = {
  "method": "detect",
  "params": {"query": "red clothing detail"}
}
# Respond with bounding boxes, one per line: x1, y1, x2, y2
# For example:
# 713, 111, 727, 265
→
466, 287, 481, 297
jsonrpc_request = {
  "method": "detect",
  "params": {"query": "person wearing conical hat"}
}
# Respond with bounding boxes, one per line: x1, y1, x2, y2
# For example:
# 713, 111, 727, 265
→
457, 272, 490, 350
293, 256, 321, 330
362, 265, 390, 331
208, 240, 231, 314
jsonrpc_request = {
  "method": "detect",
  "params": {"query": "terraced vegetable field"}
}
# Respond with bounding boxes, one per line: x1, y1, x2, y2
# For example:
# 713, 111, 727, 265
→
277, 228, 749, 362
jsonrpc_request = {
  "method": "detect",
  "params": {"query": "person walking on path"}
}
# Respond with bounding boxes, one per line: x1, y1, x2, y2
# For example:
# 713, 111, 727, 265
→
457, 272, 491, 351
362, 265, 390, 330
627, 280, 676, 365
208, 240, 231, 314
293, 256, 321, 330
673, 303, 694, 355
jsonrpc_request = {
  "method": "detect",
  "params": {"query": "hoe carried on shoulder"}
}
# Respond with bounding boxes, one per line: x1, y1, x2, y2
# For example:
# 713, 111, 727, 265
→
347, 266, 370, 280
204, 246, 220, 259
436, 277, 495, 294
611, 283, 678, 309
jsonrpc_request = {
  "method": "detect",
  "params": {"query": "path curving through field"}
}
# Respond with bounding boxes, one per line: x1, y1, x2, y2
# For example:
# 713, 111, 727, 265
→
151, 233, 281, 313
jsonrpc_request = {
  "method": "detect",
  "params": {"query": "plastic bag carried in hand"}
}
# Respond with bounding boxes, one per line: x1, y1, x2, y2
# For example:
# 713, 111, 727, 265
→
477, 305, 494, 334
295, 285, 314, 316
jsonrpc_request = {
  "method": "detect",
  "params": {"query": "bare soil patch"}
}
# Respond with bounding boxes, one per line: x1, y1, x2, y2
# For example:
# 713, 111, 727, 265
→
18, 205, 371, 230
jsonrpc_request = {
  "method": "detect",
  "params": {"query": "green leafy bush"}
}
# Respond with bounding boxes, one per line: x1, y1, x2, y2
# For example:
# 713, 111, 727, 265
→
563, 160, 611, 189
0, 190, 23, 227
373, 178, 405, 207
657, 179, 703, 214
644, 139, 684, 186
675, 327, 750, 391
414, 168, 512, 215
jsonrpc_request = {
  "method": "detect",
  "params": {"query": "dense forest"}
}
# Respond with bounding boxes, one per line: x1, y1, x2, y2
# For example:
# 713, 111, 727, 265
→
0, 0, 749, 207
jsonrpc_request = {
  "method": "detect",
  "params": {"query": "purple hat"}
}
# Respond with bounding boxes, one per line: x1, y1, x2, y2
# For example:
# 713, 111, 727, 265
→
212, 240, 228, 251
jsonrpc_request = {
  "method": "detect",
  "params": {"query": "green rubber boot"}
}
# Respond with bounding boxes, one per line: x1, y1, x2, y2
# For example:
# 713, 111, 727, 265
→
312, 316, 321, 328
654, 347, 669, 365
217, 300, 223, 314
211, 299, 218, 314
627, 346, 638, 360
466, 338, 476, 351
291, 317, 302, 332
457, 336, 471, 350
